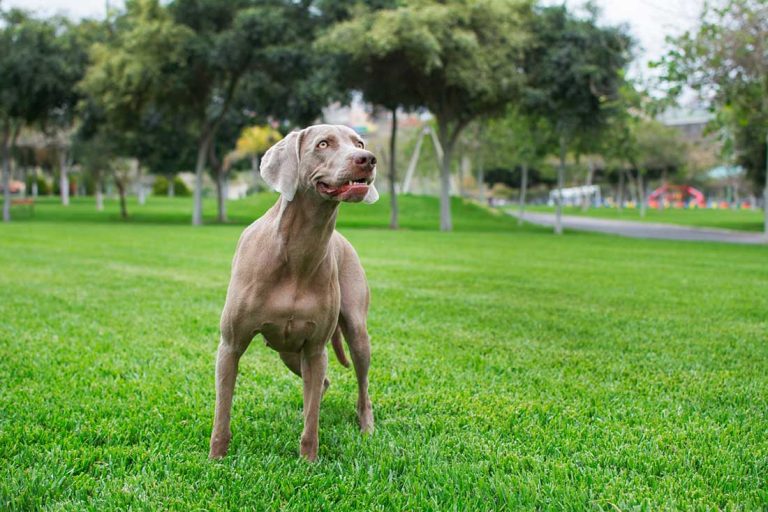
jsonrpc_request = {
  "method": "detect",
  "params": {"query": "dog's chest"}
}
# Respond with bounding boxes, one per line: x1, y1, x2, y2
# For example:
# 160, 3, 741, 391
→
256, 277, 340, 353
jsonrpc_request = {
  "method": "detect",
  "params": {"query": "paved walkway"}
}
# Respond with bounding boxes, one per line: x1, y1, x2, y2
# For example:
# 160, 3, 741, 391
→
511, 211, 767, 245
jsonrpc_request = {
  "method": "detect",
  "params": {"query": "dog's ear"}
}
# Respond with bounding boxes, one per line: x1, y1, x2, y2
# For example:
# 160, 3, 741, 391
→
362, 182, 379, 204
260, 130, 304, 202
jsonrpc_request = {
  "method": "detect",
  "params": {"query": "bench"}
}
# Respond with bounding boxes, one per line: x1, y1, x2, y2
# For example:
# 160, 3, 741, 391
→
11, 197, 34, 216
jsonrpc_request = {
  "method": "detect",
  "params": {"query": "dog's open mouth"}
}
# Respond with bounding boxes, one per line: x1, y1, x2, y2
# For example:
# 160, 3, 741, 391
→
317, 178, 370, 202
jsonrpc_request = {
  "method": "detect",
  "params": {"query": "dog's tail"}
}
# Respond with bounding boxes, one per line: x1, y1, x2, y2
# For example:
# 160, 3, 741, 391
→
331, 325, 350, 368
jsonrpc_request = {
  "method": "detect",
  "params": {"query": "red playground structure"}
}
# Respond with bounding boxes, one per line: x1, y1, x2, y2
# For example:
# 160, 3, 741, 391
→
647, 184, 706, 208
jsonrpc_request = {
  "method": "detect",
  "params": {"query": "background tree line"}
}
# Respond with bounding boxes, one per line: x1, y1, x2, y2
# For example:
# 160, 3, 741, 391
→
1, 0, 765, 233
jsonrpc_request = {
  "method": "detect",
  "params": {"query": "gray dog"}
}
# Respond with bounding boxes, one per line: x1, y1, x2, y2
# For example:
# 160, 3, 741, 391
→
209, 124, 378, 461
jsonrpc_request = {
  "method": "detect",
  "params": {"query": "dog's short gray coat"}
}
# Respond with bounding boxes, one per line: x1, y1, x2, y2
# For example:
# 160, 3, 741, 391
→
209, 124, 378, 461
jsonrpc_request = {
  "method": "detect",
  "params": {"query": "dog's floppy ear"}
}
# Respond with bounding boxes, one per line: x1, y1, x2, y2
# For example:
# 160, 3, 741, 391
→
363, 181, 379, 204
260, 130, 304, 202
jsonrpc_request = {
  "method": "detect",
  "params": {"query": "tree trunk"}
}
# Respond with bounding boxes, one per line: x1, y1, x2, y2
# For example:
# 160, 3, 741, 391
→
21, 166, 27, 198
216, 171, 228, 223
192, 75, 240, 225
59, 149, 70, 206
763, 184, 768, 237
1, 122, 11, 223
764, 130, 768, 236
136, 160, 146, 205
96, 176, 104, 211
659, 168, 667, 212
437, 122, 453, 232
555, 136, 567, 235
476, 151, 486, 204
617, 170, 625, 212
582, 159, 595, 212
193, 130, 213, 226
638, 171, 647, 218
626, 169, 638, 205
115, 177, 128, 220
518, 163, 528, 226
168, 176, 175, 197
388, 108, 399, 230
461, 154, 472, 198
402, 128, 426, 194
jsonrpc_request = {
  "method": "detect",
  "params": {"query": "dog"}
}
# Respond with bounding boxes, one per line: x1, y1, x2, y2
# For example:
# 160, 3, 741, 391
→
209, 124, 378, 461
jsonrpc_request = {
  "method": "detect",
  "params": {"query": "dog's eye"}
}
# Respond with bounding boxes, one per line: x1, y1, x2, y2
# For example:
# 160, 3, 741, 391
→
355, 141, 364, 149
317, 140, 328, 149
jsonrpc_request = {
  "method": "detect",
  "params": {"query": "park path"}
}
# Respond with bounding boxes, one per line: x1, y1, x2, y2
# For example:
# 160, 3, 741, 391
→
511, 211, 767, 245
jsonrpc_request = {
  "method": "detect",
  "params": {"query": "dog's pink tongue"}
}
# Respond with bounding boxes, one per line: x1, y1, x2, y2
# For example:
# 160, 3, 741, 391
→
337, 183, 369, 202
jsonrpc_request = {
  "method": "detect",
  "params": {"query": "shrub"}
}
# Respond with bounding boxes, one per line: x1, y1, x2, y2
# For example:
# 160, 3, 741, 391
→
26, 175, 51, 195
152, 176, 192, 197
152, 176, 169, 196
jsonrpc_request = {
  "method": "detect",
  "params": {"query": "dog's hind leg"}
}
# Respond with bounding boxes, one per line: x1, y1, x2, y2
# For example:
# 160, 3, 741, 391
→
337, 240, 375, 434
339, 314, 374, 434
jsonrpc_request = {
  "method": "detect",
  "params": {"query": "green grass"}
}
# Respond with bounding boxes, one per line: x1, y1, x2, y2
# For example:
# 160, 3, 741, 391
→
523, 204, 765, 232
15, 194, 519, 232
1, 195, 767, 510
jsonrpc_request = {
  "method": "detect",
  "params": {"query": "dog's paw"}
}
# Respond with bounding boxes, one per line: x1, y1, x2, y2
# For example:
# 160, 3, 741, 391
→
300, 435, 318, 462
209, 432, 231, 459
358, 403, 374, 434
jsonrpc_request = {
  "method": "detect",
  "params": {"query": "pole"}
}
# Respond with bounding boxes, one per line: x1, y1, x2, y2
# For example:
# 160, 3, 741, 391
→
763, 130, 768, 236
555, 136, 566, 235
402, 128, 426, 194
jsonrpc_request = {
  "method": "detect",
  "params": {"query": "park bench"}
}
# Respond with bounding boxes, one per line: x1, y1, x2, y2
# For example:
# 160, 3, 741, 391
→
11, 197, 35, 216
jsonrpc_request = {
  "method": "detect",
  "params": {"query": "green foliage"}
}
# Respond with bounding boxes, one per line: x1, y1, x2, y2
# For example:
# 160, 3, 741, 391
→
25, 175, 51, 195
153, 176, 191, 197
152, 175, 170, 196
523, 4, 632, 148
0, 9, 73, 126
323, 0, 532, 130
321, 0, 532, 230
317, 4, 435, 112
481, 108, 555, 171
632, 120, 687, 177
657, 0, 768, 190
1, 200, 767, 509
79, 0, 194, 133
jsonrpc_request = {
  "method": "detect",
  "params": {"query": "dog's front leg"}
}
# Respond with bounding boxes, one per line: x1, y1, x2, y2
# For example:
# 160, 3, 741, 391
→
209, 339, 243, 459
299, 348, 327, 461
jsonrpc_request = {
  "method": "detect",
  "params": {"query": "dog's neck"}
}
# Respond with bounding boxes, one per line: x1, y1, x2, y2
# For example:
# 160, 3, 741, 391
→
272, 191, 340, 272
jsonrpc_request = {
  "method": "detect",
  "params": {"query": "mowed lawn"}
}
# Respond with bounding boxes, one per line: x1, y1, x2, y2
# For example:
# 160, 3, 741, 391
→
524, 204, 765, 232
1, 195, 767, 510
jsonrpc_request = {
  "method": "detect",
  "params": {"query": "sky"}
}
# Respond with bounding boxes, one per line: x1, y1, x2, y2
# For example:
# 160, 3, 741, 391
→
6, 0, 705, 80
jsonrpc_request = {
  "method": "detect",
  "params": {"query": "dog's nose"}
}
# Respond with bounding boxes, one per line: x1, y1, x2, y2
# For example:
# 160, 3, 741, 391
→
352, 151, 377, 170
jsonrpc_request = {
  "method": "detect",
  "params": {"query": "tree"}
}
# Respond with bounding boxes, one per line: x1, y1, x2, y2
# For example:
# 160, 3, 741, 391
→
657, 0, 768, 234
168, 0, 325, 225
523, 4, 632, 234
0, 9, 77, 222
630, 120, 687, 217
137, 108, 196, 197
79, 0, 194, 218
320, 0, 531, 231
317, 0, 419, 230
483, 109, 554, 223
73, 130, 112, 210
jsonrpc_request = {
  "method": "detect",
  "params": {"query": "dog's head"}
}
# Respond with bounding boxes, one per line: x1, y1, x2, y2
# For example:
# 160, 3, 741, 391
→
260, 124, 378, 204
